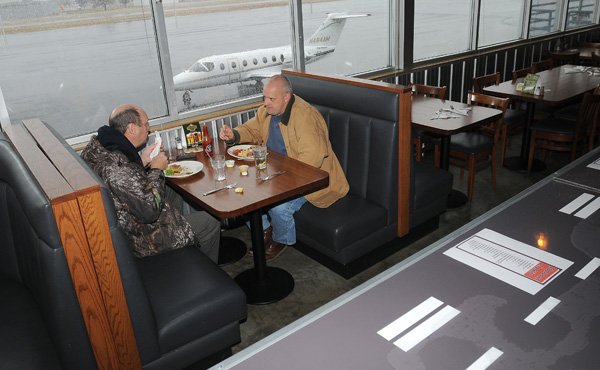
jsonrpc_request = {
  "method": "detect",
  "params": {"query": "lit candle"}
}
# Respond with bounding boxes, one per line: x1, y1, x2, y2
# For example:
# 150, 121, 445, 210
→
537, 233, 548, 249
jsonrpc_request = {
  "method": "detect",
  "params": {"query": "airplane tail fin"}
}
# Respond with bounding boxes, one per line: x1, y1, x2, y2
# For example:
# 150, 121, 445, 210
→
306, 13, 370, 49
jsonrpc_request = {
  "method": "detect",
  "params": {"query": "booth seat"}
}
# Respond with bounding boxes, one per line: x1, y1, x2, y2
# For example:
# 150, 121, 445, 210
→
0, 122, 246, 370
283, 71, 452, 278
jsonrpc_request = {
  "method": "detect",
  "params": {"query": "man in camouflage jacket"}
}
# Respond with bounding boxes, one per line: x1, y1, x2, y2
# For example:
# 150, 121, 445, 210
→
81, 104, 219, 261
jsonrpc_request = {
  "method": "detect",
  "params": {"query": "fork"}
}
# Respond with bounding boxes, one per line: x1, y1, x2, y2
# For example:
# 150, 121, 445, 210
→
258, 171, 286, 182
202, 183, 237, 196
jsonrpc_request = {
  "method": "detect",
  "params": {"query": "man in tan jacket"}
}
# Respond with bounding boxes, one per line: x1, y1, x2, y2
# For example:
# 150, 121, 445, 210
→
220, 74, 349, 260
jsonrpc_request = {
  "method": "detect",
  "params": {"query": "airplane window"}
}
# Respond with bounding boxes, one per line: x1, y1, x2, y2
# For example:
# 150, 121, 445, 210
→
262, 57, 267, 64
243, 60, 248, 67
271, 55, 276, 62
220, 63, 225, 70
280, 54, 284, 62
253, 58, 258, 65
190, 62, 208, 72
231, 61, 237, 68
204, 62, 215, 71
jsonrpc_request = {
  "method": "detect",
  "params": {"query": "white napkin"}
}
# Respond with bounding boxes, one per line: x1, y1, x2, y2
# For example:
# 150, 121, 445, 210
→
149, 134, 161, 160
563, 66, 588, 74
442, 107, 471, 116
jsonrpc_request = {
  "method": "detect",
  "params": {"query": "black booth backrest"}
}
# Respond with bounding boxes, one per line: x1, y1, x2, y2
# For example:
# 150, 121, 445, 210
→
285, 73, 400, 222
0, 132, 97, 369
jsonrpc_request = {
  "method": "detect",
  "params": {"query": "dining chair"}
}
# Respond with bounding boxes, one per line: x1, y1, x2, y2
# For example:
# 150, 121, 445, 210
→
474, 72, 525, 168
442, 92, 509, 202
549, 49, 580, 66
532, 58, 555, 72
528, 92, 600, 172
409, 83, 447, 162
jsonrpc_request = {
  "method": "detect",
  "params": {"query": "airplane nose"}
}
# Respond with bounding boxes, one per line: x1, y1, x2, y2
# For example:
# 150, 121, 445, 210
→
173, 73, 185, 90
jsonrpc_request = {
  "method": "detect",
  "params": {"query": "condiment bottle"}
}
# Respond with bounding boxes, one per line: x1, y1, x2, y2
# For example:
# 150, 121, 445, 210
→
202, 124, 213, 158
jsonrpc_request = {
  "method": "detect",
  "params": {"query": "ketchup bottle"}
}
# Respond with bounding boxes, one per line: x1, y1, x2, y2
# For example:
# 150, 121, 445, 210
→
202, 124, 213, 158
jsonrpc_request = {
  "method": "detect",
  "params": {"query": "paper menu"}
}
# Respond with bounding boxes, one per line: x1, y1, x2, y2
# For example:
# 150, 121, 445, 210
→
522, 73, 539, 95
444, 228, 573, 295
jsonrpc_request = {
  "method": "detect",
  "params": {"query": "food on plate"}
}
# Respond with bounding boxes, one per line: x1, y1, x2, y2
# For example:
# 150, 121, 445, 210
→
164, 163, 193, 176
232, 146, 254, 159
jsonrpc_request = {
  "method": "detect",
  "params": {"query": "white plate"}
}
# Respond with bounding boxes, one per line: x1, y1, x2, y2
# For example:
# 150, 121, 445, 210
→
227, 144, 255, 161
164, 161, 203, 178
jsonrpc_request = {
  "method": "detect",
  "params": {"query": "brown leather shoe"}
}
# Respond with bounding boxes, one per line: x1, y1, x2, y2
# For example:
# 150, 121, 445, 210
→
265, 242, 287, 261
247, 226, 273, 257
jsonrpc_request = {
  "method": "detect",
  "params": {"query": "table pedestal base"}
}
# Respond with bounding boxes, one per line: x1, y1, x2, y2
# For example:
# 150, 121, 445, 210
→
448, 189, 468, 209
218, 236, 247, 266
503, 156, 546, 172
235, 267, 295, 305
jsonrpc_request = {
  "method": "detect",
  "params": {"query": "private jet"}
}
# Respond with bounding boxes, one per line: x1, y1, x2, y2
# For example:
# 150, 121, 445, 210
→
173, 13, 369, 105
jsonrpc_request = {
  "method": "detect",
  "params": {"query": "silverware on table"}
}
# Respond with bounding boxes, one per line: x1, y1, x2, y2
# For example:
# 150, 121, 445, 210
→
258, 171, 286, 182
202, 183, 237, 196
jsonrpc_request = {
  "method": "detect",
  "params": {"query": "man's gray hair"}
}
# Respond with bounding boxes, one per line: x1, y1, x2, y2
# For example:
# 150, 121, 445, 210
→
267, 74, 293, 94
109, 108, 141, 133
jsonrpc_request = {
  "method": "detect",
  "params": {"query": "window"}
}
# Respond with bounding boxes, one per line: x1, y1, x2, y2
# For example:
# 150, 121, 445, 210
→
220, 63, 225, 70
263, 57, 268, 64
280, 54, 284, 62
0, 2, 165, 139
303, 1, 390, 75
478, 0, 525, 47
414, 0, 475, 60
253, 58, 258, 65
529, 0, 562, 36
272, 55, 277, 62
566, 0, 597, 29
165, 2, 290, 113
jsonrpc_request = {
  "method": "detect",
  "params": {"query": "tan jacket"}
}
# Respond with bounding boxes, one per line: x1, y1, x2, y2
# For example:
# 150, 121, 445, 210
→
234, 95, 349, 207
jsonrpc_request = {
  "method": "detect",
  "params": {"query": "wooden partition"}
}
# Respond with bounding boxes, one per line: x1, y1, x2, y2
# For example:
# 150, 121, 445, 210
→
4, 119, 141, 370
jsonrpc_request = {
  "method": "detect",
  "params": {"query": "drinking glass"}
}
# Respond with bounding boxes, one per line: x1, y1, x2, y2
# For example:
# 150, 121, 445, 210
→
252, 146, 267, 170
212, 154, 226, 181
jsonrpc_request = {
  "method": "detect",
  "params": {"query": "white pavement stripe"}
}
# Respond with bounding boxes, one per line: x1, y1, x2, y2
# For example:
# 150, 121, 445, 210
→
465, 347, 503, 370
575, 257, 600, 280
377, 297, 444, 341
559, 193, 594, 215
573, 197, 600, 219
393, 305, 460, 352
524, 296, 561, 325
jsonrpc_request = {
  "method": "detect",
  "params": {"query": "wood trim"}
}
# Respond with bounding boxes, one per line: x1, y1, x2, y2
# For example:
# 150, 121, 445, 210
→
282, 69, 412, 94
397, 91, 412, 236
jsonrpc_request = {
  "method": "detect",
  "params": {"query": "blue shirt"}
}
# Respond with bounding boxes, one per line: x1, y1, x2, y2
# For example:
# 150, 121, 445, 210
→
267, 114, 287, 155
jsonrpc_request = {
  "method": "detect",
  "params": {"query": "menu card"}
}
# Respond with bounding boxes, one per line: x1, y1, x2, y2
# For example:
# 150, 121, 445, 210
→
522, 73, 540, 95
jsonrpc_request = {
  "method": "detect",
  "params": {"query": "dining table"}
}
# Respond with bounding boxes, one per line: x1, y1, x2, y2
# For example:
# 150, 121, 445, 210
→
167, 148, 329, 305
411, 95, 503, 208
483, 64, 600, 171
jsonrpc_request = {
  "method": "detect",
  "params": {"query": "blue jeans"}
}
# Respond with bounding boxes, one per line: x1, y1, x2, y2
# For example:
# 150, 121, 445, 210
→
259, 196, 307, 245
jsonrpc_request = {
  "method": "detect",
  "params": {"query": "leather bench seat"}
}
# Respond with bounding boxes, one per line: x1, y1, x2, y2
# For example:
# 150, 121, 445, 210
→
295, 195, 387, 254
0, 281, 62, 370
137, 247, 246, 354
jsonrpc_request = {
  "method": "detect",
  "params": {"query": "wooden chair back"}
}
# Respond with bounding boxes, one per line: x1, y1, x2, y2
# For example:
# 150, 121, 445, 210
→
576, 93, 600, 151
473, 72, 501, 94
579, 42, 600, 48
533, 58, 554, 72
409, 83, 447, 99
512, 66, 535, 83
467, 92, 510, 141
549, 50, 580, 66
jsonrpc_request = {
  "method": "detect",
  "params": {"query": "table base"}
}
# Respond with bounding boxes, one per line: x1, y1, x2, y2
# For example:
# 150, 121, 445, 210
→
218, 236, 247, 266
448, 189, 468, 209
503, 156, 546, 172
235, 267, 295, 305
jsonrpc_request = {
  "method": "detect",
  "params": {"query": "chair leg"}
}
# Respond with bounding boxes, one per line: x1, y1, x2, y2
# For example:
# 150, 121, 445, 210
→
500, 125, 508, 168
434, 144, 440, 168
414, 137, 423, 163
528, 131, 537, 173
467, 155, 476, 202
491, 149, 497, 193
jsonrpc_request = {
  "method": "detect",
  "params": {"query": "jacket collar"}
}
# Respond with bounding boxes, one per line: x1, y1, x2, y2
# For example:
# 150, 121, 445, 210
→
280, 94, 295, 126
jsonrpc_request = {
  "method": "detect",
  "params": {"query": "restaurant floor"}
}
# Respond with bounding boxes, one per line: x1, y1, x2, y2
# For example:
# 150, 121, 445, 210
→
220, 137, 573, 354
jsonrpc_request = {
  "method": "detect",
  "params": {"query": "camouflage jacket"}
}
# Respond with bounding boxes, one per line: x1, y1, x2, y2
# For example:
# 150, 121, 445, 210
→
81, 137, 195, 257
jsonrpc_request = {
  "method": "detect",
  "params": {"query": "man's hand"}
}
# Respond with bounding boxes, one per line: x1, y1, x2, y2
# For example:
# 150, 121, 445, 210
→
141, 142, 161, 167
219, 125, 235, 141
149, 151, 168, 170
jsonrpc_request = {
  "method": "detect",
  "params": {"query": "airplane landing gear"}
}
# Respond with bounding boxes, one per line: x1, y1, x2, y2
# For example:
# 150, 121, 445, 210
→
183, 90, 192, 108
